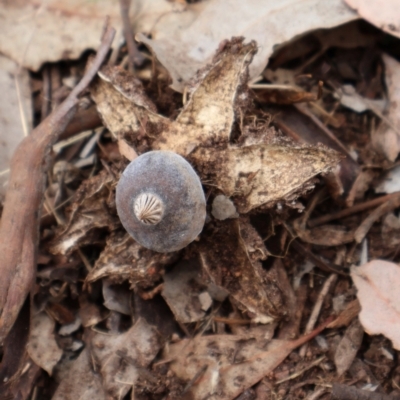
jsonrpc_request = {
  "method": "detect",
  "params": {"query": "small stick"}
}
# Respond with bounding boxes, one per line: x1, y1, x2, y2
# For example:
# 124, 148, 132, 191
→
275, 355, 326, 384
354, 193, 400, 243
119, 0, 144, 70
182, 365, 208, 395
290, 240, 347, 276
308, 192, 400, 227
299, 274, 337, 357
306, 387, 328, 400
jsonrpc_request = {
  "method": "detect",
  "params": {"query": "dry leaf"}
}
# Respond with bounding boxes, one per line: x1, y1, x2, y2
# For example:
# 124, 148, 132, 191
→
344, 0, 400, 39
0, 0, 119, 70
91, 318, 161, 399
164, 322, 329, 400
371, 54, 400, 161
351, 260, 400, 350
254, 85, 320, 105
27, 312, 63, 376
334, 318, 364, 376
328, 299, 361, 329
52, 348, 106, 400
137, 0, 357, 92
161, 259, 209, 323
0, 0, 177, 70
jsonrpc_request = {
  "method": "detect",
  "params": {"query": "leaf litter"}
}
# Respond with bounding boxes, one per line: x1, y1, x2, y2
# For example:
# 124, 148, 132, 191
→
2, 2, 400, 400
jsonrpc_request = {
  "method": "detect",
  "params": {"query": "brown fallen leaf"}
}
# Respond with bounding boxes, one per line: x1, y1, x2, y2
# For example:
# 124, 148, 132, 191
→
0, 0, 177, 71
136, 0, 357, 92
162, 258, 210, 323
91, 318, 161, 399
334, 318, 364, 376
52, 348, 106, 400
0, 1, 119, 70
351, 260, 400, 350
253, 84, 321, 105
27, 312, 63, 376
165, 319, 331, 400
293, 223, 355, 246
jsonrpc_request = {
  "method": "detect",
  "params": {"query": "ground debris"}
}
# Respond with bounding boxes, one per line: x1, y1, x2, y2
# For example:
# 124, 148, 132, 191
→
3, 5, 400, 400
49, 168, 120, 255
86, 230, 177, 288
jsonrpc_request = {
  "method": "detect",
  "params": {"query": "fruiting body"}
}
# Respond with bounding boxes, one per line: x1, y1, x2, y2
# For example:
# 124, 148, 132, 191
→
116, 151, 206, 252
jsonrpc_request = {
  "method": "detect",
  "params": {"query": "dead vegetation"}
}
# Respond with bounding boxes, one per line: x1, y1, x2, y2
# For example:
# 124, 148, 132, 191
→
1, 1, 400, 400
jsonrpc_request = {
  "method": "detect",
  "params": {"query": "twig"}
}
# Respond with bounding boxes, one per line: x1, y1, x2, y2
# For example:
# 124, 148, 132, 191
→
0, 25, 115, 342
354, 193, 400, 243
290, 240, 347, 276
306, 387, 329, 400
299, 274, 337, 357
182, 365, 208, 395
14, 72, 30, 137
119, 0, 144, 70
308, 192, 400, 228
275, 356, 326, 384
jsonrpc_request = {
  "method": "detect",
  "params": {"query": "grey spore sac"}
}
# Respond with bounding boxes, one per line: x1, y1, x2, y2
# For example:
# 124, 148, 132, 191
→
116, 150, 206, 252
